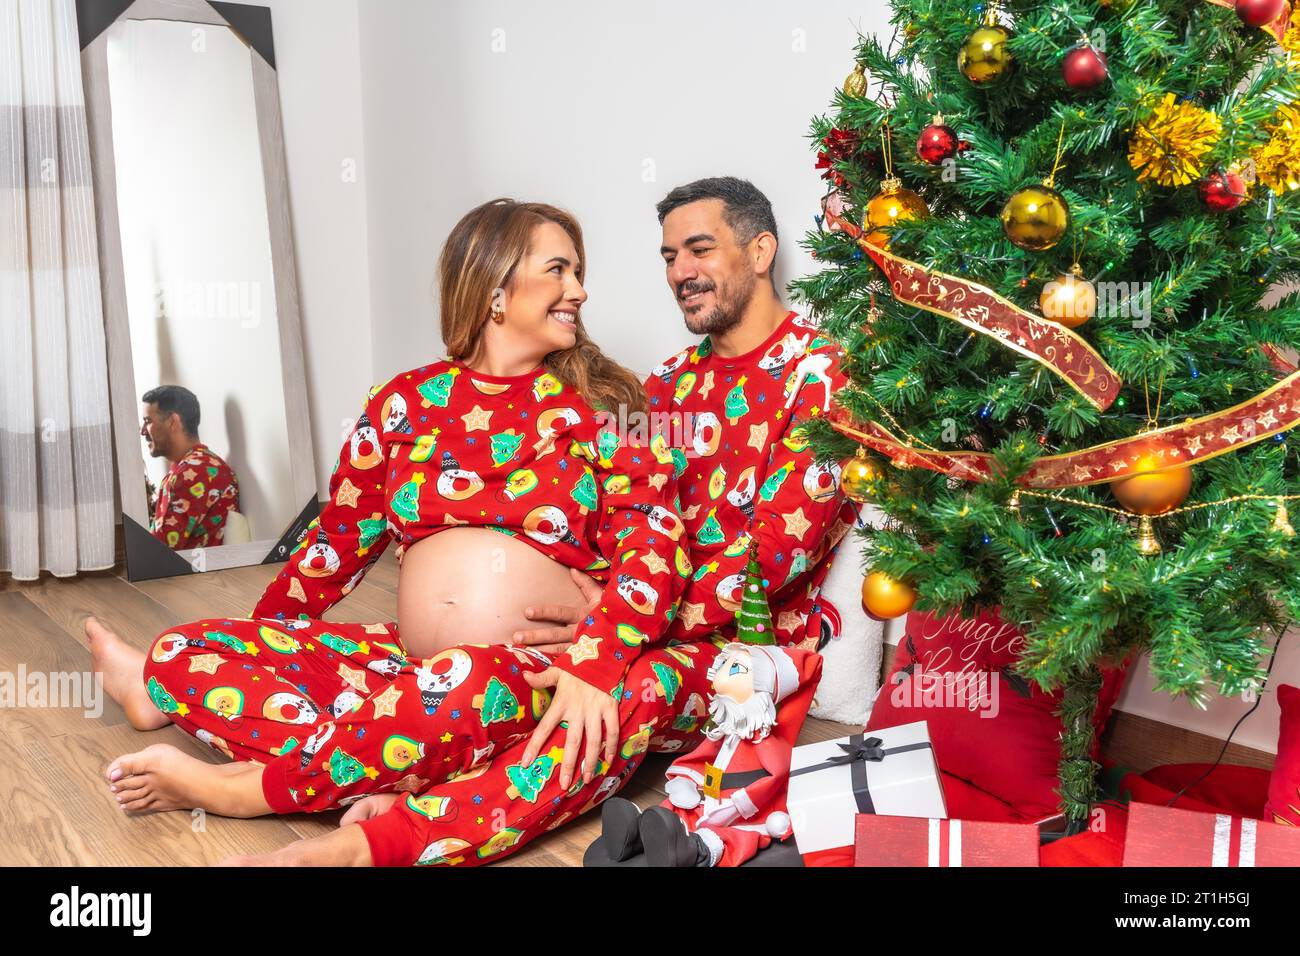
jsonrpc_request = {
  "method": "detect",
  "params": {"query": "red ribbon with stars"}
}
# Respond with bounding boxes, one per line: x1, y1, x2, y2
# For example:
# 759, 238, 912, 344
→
826, 210, 1122, 412
830, 363, 1300, 488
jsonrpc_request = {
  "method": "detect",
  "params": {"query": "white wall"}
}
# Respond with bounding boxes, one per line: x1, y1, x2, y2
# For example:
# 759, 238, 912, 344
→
356, 0, 879, 382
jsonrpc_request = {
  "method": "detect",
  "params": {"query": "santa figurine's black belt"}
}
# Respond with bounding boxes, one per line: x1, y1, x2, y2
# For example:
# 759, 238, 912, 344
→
702, 764, 770, 798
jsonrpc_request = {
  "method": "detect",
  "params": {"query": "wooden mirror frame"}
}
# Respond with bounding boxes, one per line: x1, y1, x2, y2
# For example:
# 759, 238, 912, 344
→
79, 0, 318, 580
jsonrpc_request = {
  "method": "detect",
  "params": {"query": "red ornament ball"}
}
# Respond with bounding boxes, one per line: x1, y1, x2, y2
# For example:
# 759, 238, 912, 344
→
1198, 169, 1246, 212
1235, 0, 1287, 28
1062, 44, 1108, 91
917, 120, 959, 165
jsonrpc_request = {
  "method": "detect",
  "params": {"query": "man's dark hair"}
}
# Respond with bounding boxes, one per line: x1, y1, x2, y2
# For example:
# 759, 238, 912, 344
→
656, 176, 779, 248
142, 385, 200, 437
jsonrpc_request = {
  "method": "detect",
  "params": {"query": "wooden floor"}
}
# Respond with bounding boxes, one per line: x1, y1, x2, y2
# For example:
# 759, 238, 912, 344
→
0, 551, 856, 867
1, 550, 1273, 867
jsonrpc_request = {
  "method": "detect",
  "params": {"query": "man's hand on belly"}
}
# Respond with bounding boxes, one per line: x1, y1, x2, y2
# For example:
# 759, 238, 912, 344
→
512, 568, 603, 655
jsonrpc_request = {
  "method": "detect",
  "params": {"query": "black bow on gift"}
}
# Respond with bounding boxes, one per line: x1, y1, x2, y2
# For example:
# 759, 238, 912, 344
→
829, 737, 887, 764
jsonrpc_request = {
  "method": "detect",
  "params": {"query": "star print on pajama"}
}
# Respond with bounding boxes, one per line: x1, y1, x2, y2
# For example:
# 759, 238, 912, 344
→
644, 310, 859, 649
150, 443, 240, 550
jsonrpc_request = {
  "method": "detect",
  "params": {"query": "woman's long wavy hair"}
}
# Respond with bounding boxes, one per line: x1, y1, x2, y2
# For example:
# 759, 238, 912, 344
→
439, 199, 646, 414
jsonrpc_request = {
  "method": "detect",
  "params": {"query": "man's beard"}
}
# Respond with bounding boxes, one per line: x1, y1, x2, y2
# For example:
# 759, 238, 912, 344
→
705, 691, 777, 742
679, 272, 757, 337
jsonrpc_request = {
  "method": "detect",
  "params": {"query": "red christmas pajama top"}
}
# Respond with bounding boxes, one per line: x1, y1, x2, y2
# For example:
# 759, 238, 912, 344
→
151, 443, 240, 550
644, 310, 858, 647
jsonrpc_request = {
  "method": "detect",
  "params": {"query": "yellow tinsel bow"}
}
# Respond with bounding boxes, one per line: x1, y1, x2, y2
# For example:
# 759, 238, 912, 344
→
1127, 92, 1223, 188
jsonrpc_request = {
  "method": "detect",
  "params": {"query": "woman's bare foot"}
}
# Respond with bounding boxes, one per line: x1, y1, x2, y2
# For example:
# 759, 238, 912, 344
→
339, 792, 399, 827
106, 743, 271, 818
220, 824, 373, 867
86, 616, 169, 731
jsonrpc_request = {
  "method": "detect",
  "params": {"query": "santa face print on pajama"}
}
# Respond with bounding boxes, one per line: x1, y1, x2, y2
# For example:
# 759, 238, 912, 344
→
644, 309, 859, 649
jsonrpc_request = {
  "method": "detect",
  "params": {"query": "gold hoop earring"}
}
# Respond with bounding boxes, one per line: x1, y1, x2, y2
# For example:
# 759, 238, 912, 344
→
491, 309, 505, 325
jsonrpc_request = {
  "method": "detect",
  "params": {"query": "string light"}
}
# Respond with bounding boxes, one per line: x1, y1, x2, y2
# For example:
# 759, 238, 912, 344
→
1044, 506, 1064, 537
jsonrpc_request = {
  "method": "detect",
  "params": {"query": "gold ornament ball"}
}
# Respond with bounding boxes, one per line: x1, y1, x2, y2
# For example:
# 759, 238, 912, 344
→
864, 179, 929, 248
1039, 270, 1096, 328
1110, 440, 1193, 515
958, 25, 1014, 85
862, 571, 917, 620
1002, 184, 1071, 251
840, 455, 882, 502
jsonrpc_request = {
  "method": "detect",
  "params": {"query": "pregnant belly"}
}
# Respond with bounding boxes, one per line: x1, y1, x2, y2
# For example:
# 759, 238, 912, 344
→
396, 527, 586, 660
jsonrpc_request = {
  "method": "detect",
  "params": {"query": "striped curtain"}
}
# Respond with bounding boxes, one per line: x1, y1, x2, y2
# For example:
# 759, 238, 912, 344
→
0, 0, 114, 580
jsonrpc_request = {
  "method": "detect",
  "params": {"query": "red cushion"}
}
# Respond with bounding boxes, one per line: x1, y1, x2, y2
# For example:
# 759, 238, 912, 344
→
1139, 762, 1270, 819
1266, 683, 1300, 826
867, 608, 1131, 819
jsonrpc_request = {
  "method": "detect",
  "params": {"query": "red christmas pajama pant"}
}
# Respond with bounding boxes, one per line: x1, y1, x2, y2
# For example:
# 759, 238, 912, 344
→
141, 617, 724, 866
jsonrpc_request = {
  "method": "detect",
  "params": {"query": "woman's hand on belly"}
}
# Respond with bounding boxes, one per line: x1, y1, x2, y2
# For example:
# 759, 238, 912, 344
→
512, 568, 604, 656
521, 668, 618, 791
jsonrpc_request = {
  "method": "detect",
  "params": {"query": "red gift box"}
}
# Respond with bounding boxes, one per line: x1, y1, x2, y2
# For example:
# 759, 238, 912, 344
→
1123, 802, 1300, 867
854, 815, 1040, 867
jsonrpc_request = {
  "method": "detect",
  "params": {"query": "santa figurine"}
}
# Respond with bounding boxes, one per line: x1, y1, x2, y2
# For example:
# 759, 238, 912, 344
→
599, 641, 822, 866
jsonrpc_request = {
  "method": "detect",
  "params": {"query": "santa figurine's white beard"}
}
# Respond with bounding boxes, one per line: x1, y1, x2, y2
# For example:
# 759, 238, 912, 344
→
705, 691, 777, 742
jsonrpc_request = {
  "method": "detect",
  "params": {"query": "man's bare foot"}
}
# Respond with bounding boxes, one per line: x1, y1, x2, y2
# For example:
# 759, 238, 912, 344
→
86, 616, 169, 731
339, 792, 399, 827
106, 743, 271, 818
220, 824, 373, 867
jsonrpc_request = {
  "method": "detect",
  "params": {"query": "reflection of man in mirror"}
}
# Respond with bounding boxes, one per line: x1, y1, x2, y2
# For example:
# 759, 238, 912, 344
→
140, 385, 240, 550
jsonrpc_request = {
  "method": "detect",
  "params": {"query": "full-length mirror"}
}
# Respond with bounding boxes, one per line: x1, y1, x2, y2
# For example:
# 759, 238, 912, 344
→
81, 0, 317, 579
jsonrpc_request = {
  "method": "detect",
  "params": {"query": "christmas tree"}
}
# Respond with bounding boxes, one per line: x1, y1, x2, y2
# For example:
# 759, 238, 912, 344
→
696, 507, 726, 545
390, 472, 425, 523
797, 1, 1300, 826
736, 542, 777, 645
724, 375, 750, 423
490, 430, 524, 467
475, 676, 524, 726
571, 471, 599, 513
418, 367, 459, 407
506, 747, 563, 802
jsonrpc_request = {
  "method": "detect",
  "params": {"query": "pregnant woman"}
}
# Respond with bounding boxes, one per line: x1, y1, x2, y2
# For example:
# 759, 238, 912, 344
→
87, 199, 724, 866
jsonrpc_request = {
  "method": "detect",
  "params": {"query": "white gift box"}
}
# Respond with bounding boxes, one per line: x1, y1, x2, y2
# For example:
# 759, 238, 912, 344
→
787, 721, 947, 855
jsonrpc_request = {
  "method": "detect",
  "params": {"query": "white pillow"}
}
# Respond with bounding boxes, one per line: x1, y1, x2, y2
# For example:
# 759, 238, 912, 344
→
807, 505, 885, 725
